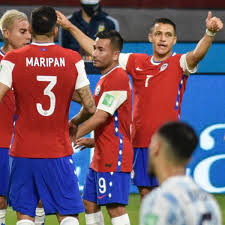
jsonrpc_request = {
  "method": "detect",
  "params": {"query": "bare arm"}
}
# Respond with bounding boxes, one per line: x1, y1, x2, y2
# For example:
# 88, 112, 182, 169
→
57, 10, 94, 56
71, 85, 96, 126
76, 109, 110, 139
186, 11, 223, 70
0, 82, 9, 103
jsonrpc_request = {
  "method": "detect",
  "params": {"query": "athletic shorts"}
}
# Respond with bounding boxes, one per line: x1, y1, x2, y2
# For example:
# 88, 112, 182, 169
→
0, 148, 10, 196
8, 156, 84, 217
83, 168, 130, 206
132, 148, 158, 187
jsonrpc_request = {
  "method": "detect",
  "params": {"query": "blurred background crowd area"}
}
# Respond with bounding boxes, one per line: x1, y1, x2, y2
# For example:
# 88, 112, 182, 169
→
0, 0, 225, 42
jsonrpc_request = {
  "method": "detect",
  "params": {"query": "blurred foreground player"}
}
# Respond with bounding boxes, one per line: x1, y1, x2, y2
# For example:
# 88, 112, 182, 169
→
0, 9, 31, 225
140, 121, 222, 225
0, 6, 96, 225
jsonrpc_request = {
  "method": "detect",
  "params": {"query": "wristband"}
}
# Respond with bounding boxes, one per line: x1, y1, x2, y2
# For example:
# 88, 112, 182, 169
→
206, 29, 216, 37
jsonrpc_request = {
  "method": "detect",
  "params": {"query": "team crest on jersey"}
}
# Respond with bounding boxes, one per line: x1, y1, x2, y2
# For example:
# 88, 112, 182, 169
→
98, 23, 105, 33
160, 63, 168, 72
95, 85, 101, 96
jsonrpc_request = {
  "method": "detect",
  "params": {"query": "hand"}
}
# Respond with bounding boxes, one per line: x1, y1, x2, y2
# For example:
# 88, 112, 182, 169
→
206, 11, 223, 33
75, 137, 95, 151
69, 120, 78, 144
56, 10, 73, 30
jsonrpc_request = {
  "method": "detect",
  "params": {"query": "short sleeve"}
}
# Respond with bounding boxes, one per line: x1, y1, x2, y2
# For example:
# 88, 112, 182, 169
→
0, 60, 14, 88
119, 53, 131, 71
74, 60, 90, 90
97, 91, 127, 115
180, 54, 198, 75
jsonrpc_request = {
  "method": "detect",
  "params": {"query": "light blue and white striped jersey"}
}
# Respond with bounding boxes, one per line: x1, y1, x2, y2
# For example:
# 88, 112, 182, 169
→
140, 176, 222, 225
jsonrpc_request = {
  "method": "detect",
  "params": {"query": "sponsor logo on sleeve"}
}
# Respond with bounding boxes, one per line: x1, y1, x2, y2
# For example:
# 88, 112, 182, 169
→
102, 93, 115, 107
144, 213, 158, 225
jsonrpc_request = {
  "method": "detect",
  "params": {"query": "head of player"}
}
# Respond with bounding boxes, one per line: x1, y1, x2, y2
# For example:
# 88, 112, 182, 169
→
148, 121, 198, 184
148, 18, 177, 61
31, 6, 58, 42
0, 9, 31, 53
92, 30, 123, 74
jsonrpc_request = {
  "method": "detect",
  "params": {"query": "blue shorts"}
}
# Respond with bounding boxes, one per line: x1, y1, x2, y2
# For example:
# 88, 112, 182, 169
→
83, 168, 130, 206
8, 156, 84, 217
0, 148, 10, 196
132, 148, 158, 187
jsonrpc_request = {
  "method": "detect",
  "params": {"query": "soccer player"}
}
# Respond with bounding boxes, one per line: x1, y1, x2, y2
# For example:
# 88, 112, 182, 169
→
0, 9, 31, 225
0, 6, 96, 225
70, 30, 133, 225
140, 121, 222, 225
56, 10, 223, 200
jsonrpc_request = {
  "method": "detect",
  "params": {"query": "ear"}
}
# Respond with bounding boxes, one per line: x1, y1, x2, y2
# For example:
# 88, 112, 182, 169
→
2, 28, 9, 40
112, 50, 120, 61
148, 33, 153, 43
173, 35, 177, 45
54, 26, 59, 38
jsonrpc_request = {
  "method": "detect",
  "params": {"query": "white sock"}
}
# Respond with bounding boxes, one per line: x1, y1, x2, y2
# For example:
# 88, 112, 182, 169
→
16, 219, 35, 225
111, 214, 130, 225
85, 211, 104, 225
0, 209, 6, 225
60, 216, 79, 225
35, 207, 45, 225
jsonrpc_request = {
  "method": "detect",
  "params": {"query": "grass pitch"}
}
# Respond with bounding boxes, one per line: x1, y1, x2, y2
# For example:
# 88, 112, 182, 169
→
6, 194, 225, 224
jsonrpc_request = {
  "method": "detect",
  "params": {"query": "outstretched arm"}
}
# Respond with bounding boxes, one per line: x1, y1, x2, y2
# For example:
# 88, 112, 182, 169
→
57, 10, 94, 56
186, 11, 223, 71
76, 109, 110, 139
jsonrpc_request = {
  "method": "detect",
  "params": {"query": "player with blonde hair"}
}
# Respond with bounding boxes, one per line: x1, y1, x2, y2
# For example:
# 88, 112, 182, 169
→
0, 9, 31, 225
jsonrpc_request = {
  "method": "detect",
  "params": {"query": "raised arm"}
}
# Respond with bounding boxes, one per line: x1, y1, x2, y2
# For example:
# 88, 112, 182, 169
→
57, 10, 94, 56
186, 11, 223, 70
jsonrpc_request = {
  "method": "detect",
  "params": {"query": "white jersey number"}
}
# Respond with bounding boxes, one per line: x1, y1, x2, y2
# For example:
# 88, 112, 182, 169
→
145, 75, 153, 87
98, 177, 106, 194
36, 75, 57, 117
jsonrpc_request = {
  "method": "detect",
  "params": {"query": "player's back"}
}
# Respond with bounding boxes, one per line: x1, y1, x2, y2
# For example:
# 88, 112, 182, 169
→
140, 176, 222, 225
4, 43, 84, 158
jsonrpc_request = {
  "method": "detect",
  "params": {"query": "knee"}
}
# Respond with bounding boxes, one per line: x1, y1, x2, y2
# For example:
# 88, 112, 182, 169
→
0, 197, 7, 209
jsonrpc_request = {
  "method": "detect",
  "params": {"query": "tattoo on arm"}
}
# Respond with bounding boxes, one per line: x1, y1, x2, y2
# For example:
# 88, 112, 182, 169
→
77, 85, 96, 113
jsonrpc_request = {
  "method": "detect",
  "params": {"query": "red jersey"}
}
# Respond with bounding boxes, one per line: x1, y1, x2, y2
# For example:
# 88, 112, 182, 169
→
119, 53, 196, 148
90, 66, 133, 172
0, 43, 90, 158
0, 51, 15, 148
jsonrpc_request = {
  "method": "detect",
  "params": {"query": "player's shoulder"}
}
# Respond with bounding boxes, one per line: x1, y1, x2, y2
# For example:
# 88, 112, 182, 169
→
58, 46, 82, 62
3, 45, 30, 61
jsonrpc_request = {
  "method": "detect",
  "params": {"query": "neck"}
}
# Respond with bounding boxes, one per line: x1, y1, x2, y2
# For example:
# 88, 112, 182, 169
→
152, 51, 172, 62
1, 42, 13, 54
101, 62, 119, 76
156, 165, 185, 185
32, 35, 54, 43
81, 9, 91, 23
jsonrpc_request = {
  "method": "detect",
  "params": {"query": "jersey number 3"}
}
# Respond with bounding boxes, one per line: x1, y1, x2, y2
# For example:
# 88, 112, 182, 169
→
36, 75, 57, 116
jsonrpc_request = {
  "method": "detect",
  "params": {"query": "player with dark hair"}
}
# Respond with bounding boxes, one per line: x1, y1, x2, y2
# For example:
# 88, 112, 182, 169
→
71, 30, 132, 225
0, 6, 96, 225
140, 121, 222, 225
56, 10, 223, 200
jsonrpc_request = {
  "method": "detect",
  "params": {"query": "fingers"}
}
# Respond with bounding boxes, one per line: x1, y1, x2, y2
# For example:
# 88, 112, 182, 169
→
207, 11, 212, 21
206, 14, 223, 32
